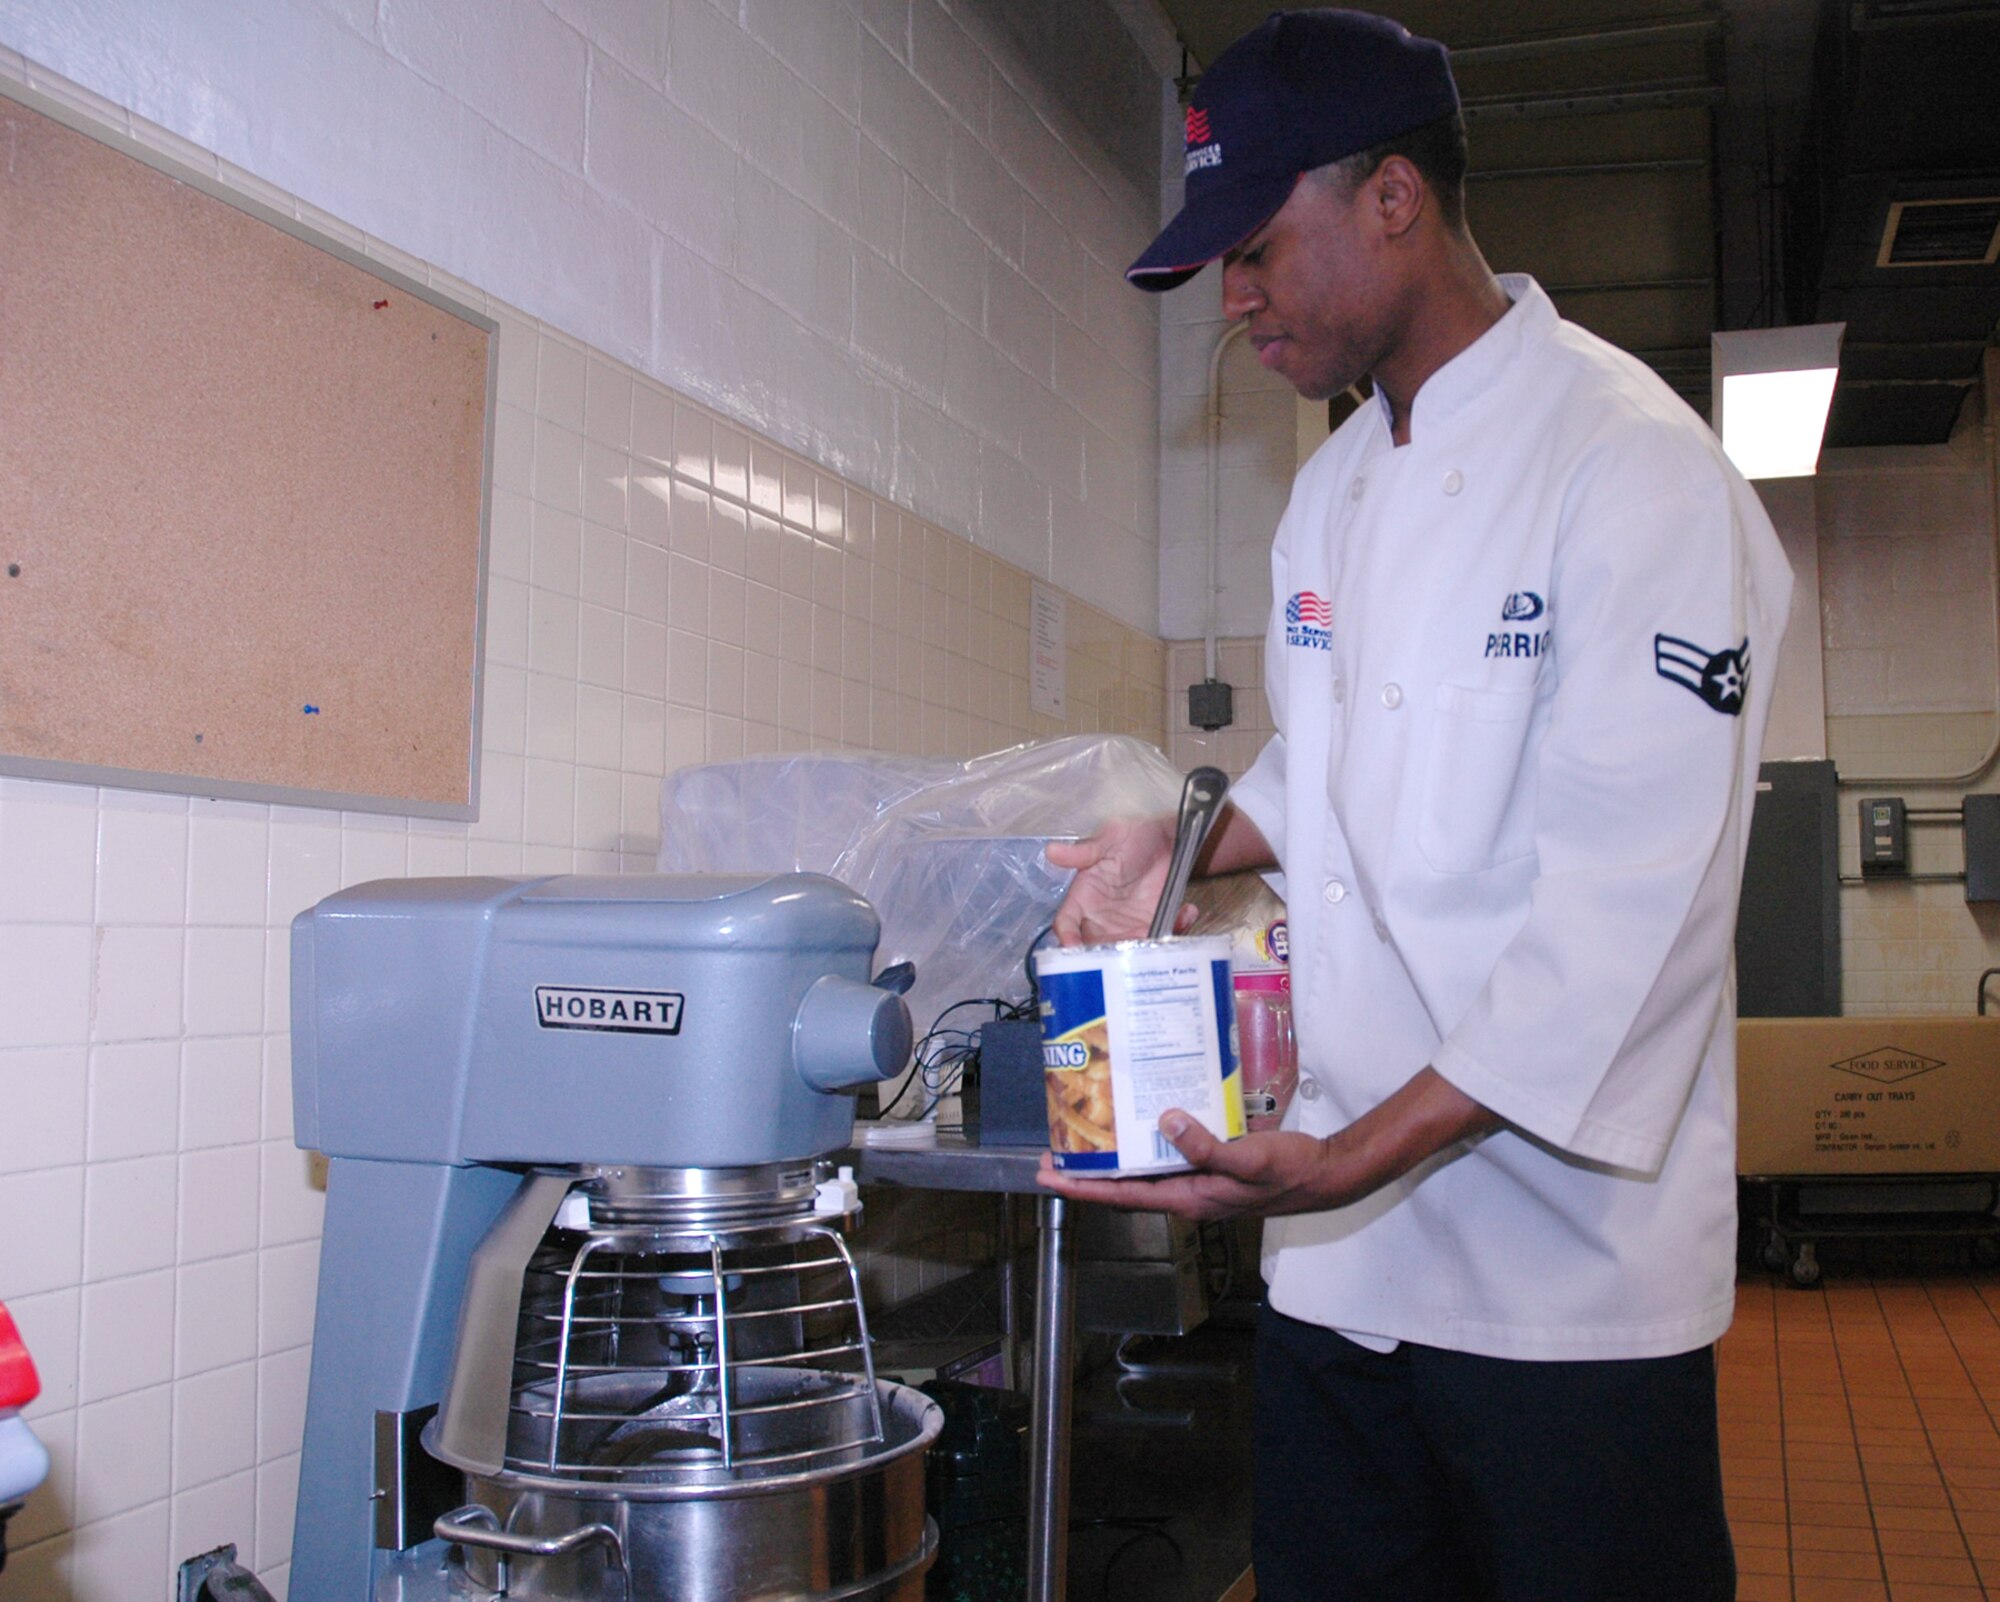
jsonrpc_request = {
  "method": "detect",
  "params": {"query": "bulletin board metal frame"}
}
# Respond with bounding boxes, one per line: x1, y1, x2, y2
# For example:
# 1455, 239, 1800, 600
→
0, 77, 497, 821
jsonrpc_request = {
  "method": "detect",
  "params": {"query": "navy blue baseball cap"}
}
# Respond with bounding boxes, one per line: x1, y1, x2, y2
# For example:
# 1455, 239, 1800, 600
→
1128, 9, 1459, 291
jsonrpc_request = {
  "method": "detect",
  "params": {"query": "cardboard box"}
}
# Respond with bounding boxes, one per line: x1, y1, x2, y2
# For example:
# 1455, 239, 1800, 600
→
1738, 1017, 2000, 1177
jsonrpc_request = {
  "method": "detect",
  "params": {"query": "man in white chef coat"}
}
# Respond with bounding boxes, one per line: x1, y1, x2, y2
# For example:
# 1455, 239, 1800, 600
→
1040, 10, 1792, 1600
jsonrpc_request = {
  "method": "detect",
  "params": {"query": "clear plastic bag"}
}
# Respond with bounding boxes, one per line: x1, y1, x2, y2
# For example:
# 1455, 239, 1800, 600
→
658, 736, 1187, 1061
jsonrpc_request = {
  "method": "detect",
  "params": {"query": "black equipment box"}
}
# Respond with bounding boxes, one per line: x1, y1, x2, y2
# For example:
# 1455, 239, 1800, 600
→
963, 1018, 1045, 1147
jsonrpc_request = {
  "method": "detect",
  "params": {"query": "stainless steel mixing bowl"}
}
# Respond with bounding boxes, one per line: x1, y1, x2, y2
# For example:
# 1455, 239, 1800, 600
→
428, 1375, 942, 1602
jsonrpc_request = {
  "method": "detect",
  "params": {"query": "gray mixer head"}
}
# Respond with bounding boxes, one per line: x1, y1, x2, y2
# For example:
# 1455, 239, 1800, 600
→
291, 873, 913, 1171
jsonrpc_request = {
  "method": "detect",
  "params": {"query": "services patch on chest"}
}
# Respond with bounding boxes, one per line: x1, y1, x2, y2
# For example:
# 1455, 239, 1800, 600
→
1285, 591, 1332, 651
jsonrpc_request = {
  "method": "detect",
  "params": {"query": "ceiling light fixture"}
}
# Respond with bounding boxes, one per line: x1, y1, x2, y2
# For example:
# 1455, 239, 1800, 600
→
1711, 323, 1846, 480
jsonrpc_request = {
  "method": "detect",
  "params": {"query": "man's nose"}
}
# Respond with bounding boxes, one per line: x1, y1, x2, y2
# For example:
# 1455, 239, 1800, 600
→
1220, 263, 1262, 322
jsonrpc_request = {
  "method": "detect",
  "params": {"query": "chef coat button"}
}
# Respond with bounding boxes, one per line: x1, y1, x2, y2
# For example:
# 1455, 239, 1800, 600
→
1380, 683, 1403, 710
1322, 879, 1347, 906
1443, 469, 1464, 495
1349, 479, 1365, 502
1299, 1077, 1321, 1102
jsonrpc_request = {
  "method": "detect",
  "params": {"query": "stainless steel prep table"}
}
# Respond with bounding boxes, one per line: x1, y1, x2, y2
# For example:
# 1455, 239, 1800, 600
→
840, 1132, 1078, 1602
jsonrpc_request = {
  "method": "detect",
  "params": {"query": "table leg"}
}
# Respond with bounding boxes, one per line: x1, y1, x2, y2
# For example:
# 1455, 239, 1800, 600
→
999, 1194, 1020, 1391
1027, 1192, 1079, 1602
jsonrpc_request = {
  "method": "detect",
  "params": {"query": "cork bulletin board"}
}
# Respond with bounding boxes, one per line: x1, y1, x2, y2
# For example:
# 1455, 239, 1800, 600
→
0, 81, 495, 818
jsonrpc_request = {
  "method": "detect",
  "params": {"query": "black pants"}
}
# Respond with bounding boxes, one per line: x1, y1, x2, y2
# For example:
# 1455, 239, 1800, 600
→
1252, 1305, 1735, 1602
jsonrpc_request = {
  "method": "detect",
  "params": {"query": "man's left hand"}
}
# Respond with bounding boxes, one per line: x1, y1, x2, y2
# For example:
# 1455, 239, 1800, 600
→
1035, 1113, 1347, 1221
1034, 1068, 1501, 1222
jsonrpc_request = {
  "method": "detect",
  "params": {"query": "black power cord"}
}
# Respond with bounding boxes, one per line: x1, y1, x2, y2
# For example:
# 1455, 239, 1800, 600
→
863, 927, 1052, 1126
862, 995, 1036, 1125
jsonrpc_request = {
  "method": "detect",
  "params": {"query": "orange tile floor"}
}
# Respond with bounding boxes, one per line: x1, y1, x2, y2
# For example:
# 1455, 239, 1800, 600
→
1720, 1264, 2000, 1601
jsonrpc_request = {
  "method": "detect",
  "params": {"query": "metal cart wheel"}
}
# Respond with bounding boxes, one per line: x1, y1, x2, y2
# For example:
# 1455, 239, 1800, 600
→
1761, 1231, 1790, 1274
1787, 1241, 1821, 1289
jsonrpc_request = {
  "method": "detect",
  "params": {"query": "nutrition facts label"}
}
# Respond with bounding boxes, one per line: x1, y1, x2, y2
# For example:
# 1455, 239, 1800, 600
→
1037, 935, 1242, 1174
1119, 963, 1223, 1122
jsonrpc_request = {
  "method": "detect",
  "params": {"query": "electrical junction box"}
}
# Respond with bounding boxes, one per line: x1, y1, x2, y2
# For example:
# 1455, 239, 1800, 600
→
1858, 796, 1908, 876
1187, 679, 1234, 731
1965, 794, 2000, 904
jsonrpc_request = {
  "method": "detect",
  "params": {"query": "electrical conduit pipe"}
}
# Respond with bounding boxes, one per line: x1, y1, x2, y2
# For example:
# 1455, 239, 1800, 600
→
1204, 321, 1249, 685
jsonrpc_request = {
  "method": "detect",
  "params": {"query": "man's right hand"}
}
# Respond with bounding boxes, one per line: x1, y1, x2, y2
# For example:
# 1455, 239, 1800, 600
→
1046, 816, 1184, 946
1048, 802, 1278, 947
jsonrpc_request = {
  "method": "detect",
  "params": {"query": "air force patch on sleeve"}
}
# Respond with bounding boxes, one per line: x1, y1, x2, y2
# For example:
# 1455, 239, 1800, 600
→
1655, 634, 1749, 715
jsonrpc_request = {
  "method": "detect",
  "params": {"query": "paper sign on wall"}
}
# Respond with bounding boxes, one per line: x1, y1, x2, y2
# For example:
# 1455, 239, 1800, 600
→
1030, 582, 1066, 720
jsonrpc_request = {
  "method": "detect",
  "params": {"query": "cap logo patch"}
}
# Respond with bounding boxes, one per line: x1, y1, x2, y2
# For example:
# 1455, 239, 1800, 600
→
1655, 634, 1749, 715
1183, 104, 1221, 173
1128, 12, 1460, 288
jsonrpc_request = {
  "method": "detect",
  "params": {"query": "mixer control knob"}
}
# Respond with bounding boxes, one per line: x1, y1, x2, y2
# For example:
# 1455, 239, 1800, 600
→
793, 976, 914, 1093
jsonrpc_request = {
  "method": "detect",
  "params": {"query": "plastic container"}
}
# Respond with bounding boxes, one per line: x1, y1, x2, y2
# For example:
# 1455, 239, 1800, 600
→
0, 1301, 48, 1517
1233, 976, 1296, 1131
1033, 935, 1244, 1176
1231, 917, 1296, 1133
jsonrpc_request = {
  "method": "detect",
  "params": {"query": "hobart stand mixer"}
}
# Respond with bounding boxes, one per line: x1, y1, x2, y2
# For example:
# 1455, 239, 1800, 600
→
286, 873, 942, 1602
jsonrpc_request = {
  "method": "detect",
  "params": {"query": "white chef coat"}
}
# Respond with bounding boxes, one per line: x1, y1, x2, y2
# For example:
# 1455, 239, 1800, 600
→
1231, 276, 1793, 1361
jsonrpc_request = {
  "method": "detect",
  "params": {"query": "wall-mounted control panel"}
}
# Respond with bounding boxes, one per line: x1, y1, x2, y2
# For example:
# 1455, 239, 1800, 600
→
1858, 796, 1908, 876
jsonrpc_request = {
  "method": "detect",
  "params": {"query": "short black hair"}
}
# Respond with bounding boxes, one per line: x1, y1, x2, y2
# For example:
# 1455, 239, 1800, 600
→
1321, 112, 1469, 231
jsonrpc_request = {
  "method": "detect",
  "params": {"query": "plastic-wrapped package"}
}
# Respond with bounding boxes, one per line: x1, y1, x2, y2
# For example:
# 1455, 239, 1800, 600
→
658, 737, 1187, 1077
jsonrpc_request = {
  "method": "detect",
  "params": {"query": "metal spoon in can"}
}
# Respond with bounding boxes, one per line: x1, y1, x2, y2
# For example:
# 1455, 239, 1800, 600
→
1148, 766, 1231, 941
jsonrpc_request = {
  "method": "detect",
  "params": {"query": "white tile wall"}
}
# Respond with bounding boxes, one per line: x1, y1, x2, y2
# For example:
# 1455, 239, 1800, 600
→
0, 1048, 85, 1175
77, 1274, 173, 1405
85, 1045, 178, 1164
173, 1255, 257, 1379
0, 49, 1170, 1601
0, 0, 1167, 635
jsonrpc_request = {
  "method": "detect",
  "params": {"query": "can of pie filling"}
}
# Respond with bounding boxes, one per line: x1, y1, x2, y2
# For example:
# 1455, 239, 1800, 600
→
1033, 935, 1244, 1176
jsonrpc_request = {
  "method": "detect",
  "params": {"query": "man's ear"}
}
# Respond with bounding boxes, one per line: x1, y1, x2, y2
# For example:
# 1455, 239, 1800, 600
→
1370, 154, 1427, 240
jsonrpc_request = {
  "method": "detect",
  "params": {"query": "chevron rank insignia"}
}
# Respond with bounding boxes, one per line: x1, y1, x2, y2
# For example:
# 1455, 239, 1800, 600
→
1655, 634, 1749, 715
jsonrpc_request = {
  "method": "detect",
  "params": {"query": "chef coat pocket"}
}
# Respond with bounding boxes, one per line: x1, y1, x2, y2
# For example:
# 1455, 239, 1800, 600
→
1417, 683, 1540, 874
